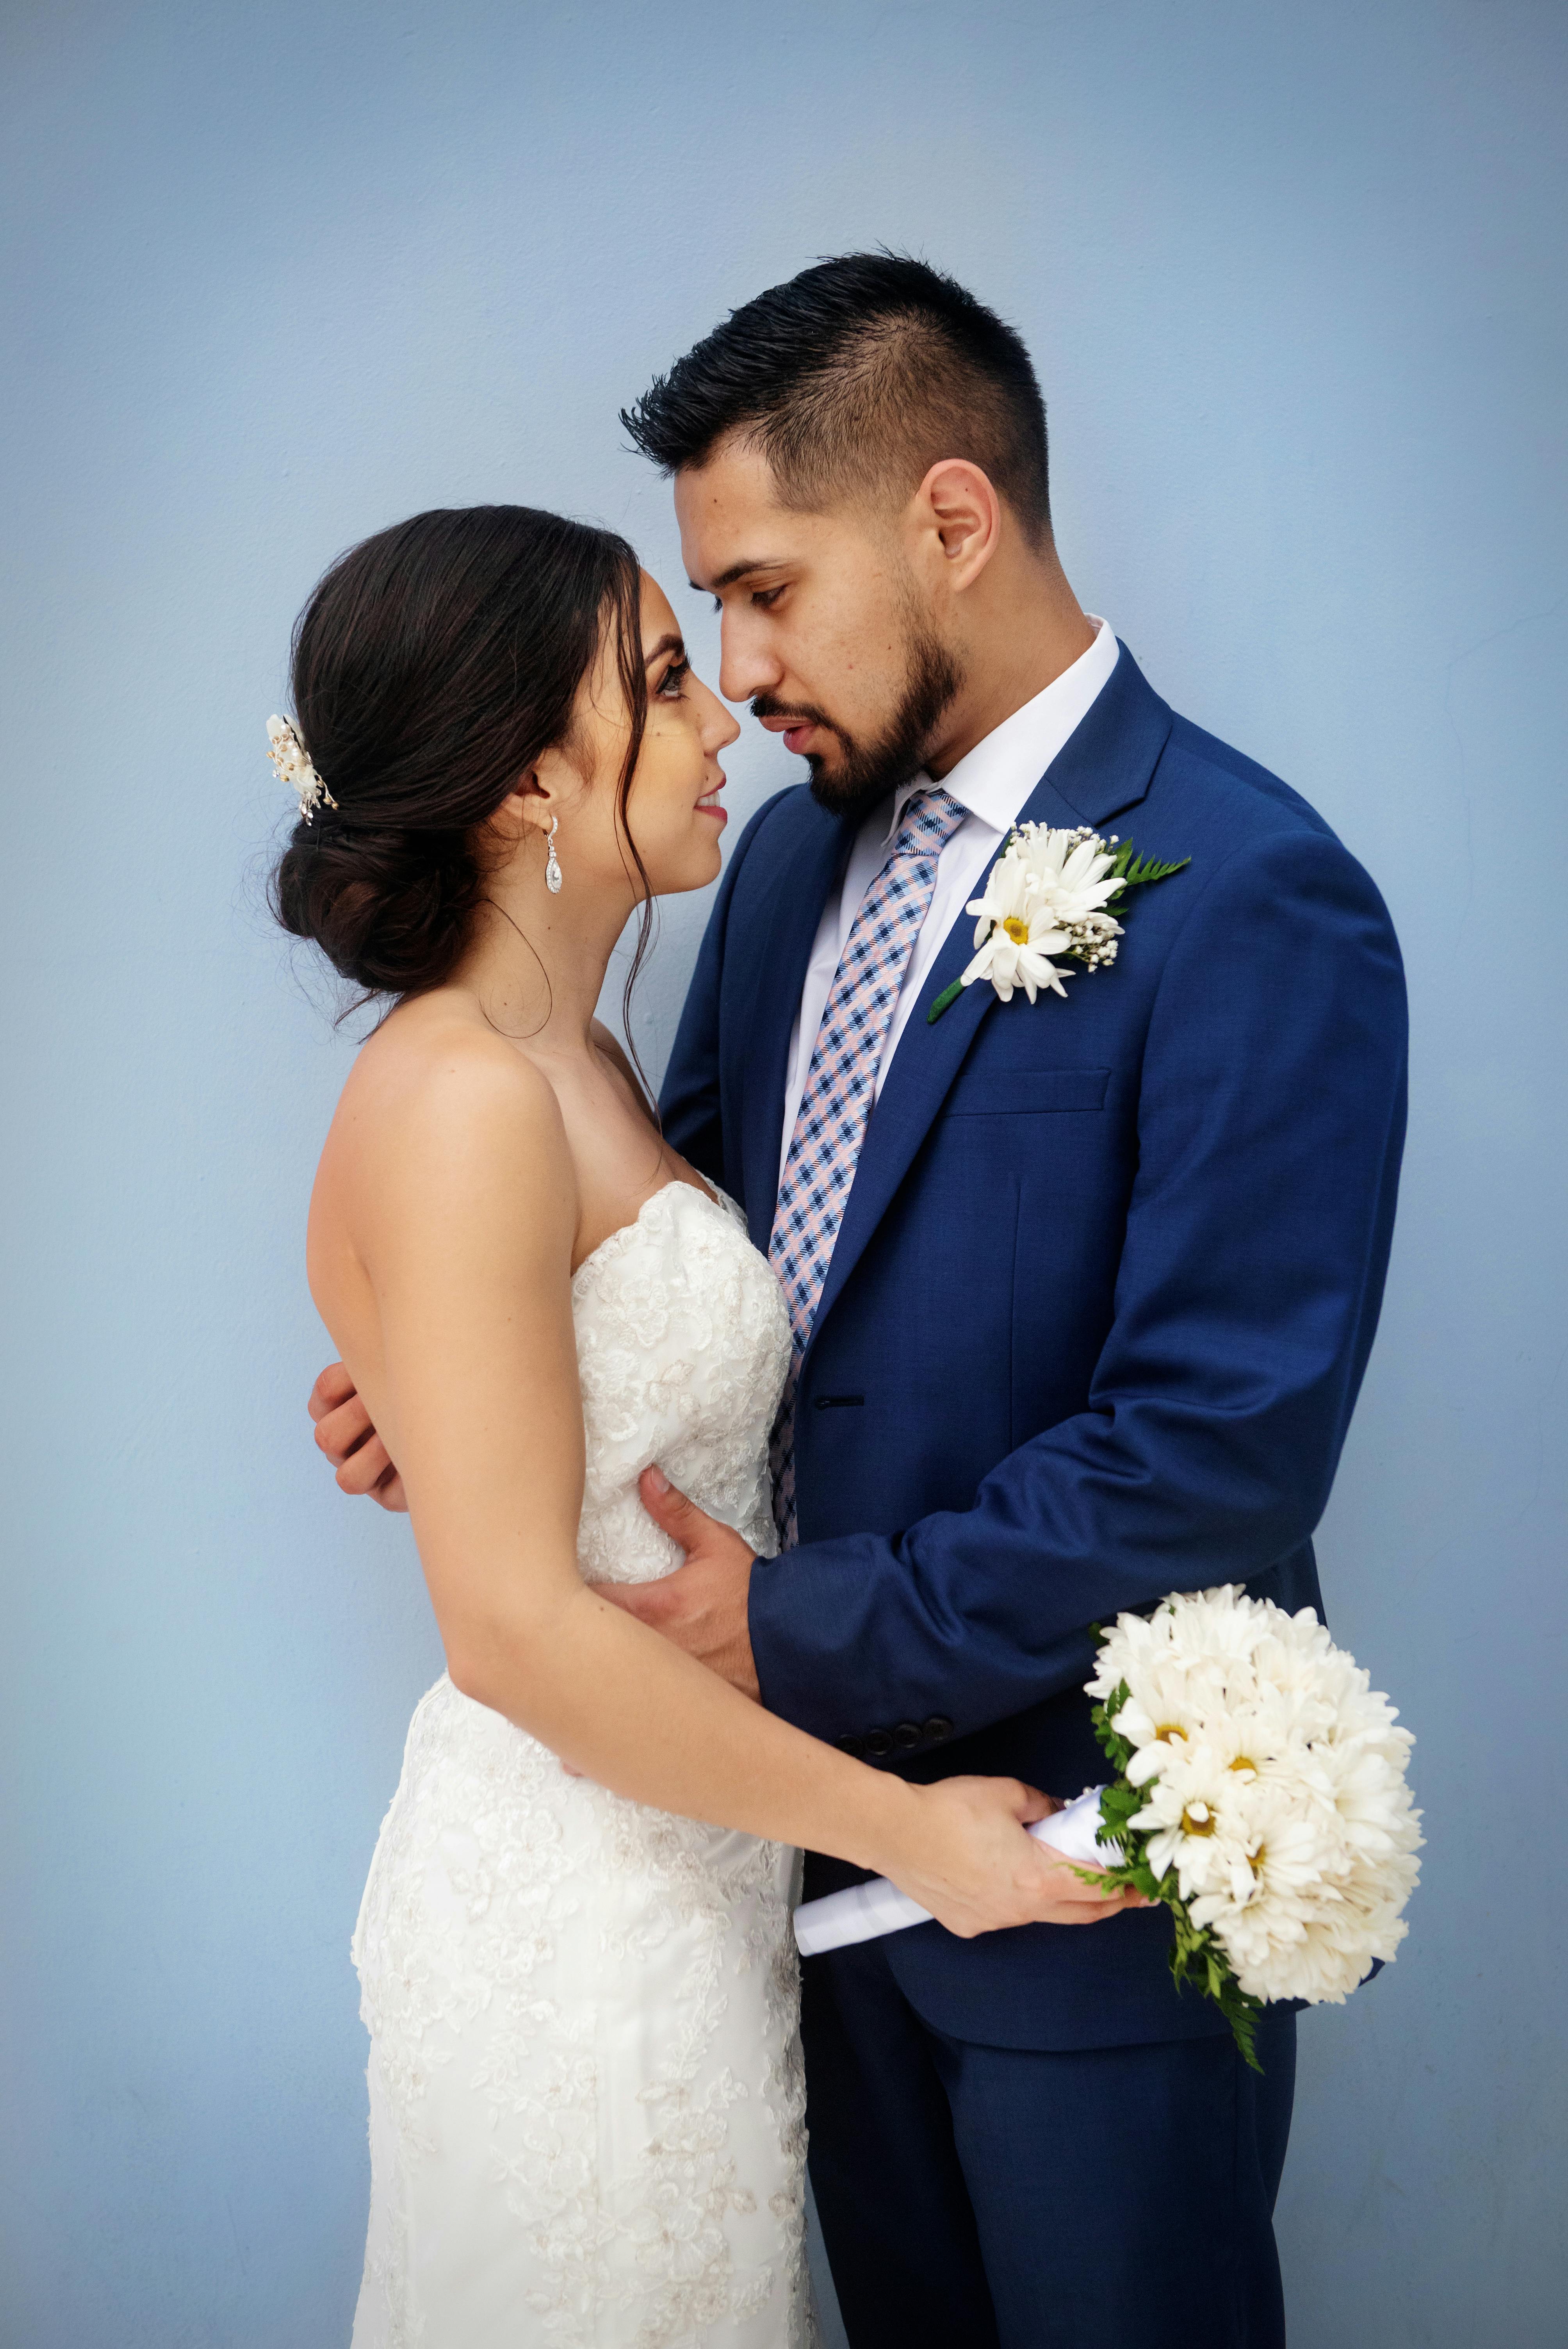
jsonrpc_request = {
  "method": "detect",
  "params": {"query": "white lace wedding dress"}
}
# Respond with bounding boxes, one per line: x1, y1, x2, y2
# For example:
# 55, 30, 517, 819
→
349, 1181, 816, 2348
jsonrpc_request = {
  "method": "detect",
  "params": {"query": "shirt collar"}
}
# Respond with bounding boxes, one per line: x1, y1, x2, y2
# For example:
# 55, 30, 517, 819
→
884, 616, 1119, 842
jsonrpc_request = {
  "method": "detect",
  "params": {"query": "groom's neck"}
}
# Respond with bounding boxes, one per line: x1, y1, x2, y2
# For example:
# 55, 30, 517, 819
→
923, 536, 1097, 781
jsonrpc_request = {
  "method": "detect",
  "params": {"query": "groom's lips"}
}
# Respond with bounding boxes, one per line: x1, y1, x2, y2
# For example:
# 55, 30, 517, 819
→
758, 713, 824, 756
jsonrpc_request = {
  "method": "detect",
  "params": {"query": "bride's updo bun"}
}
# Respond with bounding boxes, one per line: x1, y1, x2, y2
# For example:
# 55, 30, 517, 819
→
271, 505, 647, 1000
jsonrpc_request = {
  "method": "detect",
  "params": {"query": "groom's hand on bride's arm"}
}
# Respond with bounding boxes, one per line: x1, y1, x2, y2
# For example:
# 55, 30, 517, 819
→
308, 1362, 409, 1512
590, 1467, 760, 1702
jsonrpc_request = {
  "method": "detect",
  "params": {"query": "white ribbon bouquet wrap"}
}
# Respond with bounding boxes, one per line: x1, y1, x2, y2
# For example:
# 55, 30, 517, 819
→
794, 1585, 1423, 2067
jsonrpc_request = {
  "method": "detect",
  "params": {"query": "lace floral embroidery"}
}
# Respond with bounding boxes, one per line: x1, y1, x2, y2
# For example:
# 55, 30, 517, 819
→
350, 1186, 813, 2346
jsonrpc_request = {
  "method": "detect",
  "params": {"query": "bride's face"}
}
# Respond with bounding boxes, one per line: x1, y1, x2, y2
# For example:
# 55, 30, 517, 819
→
549, 574, 739, 904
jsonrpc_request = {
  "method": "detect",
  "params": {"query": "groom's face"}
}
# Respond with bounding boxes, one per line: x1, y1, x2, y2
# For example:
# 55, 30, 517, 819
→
674, 437, 962, 824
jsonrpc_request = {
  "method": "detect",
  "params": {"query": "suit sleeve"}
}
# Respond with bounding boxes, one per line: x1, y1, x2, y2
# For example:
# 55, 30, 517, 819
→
659, 790, 793, 1189
748, 823, 1409, 1744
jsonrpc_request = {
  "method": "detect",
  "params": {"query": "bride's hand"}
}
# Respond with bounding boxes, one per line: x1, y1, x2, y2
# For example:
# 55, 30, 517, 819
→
878, 1775, 1143, 1939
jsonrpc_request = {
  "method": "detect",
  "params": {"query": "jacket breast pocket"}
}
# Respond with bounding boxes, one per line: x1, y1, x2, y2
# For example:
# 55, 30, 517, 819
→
945, 1066, 1111, 1116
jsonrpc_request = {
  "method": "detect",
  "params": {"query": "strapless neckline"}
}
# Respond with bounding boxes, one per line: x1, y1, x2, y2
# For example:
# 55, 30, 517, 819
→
570, 1173, 736, 1289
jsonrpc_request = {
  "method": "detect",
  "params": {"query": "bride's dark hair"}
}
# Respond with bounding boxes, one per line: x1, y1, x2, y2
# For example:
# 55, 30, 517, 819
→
271, 504, 651, 1008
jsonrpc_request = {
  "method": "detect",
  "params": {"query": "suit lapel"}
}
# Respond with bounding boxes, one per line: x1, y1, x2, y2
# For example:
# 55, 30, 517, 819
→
804, 645, 1174, 1351
1030, 637, 1174, 832
737, 797, 855, 1252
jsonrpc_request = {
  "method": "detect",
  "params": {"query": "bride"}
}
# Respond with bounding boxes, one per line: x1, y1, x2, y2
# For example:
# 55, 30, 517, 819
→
271, 504, 1133, 2347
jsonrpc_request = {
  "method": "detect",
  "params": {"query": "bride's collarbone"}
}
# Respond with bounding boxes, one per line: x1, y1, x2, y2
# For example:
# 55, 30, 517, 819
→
514, 1041, 712, 1274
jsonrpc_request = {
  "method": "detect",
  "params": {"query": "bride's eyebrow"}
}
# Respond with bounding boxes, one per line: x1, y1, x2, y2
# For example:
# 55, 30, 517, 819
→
643, 632, 685, 667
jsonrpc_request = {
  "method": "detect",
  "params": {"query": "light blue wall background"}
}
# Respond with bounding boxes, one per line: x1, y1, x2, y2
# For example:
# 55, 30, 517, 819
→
3, 3, 1563, 2342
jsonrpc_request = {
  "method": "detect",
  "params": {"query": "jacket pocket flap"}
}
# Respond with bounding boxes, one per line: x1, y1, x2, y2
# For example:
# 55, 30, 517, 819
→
946, 1066, 1111, 1116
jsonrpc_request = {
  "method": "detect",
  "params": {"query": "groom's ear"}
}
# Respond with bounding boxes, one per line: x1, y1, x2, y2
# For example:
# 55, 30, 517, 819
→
912, 458, 1003, 593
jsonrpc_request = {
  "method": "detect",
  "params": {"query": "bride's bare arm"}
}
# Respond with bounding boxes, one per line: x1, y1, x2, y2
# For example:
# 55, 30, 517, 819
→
337, 1035, 1133, 1939
304, 1025, 660, 1507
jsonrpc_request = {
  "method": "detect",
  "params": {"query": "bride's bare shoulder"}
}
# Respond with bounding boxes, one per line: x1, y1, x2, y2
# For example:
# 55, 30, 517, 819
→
319, 993, 574, 1238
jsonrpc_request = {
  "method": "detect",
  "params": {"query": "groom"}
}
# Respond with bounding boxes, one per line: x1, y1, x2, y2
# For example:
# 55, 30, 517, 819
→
314, 257, 1407, 2346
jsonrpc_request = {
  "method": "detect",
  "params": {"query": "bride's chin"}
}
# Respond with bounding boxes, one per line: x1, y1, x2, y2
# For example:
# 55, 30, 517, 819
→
650, 840, 724, 896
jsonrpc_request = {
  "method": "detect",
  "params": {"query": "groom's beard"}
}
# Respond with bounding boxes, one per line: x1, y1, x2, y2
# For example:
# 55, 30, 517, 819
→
752, 608, 966, 828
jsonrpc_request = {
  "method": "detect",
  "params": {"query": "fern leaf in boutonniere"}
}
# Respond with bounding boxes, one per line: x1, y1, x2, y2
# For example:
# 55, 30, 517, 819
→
1102, 837, 1192, 915
927, 822, 1190, 1022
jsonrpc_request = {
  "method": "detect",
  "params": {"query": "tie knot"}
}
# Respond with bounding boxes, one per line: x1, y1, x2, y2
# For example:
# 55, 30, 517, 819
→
891, 784, 967, 860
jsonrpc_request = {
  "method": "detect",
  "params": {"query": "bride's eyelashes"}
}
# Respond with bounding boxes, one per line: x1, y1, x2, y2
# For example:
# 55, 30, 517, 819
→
656, 656, 691, 700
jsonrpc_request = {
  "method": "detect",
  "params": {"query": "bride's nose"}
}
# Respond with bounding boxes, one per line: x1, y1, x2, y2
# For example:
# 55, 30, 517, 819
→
695, 674, 741, 752
706, 702, 741, 756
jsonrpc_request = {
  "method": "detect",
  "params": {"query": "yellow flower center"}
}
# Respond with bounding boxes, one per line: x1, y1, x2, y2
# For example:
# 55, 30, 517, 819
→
1155, 1724, 1187, 1744
1002, 915, 1031, 945
1181, 1802, 1215, 1837
1228, 1756, 1255, 1773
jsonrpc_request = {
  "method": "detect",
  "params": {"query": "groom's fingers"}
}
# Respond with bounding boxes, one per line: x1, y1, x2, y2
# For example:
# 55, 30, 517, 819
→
335, 1432, 398, 1497
637, 1466, 756, 1576
308, 1360, 356, 1422
637, 1463, 714, 1552
590, 1503, 761, 1700
314, 1390, 373, 1462
314, 1394, 399, 1499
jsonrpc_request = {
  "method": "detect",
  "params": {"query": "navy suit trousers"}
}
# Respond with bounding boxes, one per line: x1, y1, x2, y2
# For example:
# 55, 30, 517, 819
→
803, 1937, 1295, 2349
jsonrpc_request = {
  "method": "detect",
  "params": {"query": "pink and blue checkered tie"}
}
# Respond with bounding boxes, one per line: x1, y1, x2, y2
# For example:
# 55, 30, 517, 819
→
768, 784, 968, 1545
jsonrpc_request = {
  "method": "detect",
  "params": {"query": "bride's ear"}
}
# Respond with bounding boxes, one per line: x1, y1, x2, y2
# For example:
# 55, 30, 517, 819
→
486, 759, 565, 848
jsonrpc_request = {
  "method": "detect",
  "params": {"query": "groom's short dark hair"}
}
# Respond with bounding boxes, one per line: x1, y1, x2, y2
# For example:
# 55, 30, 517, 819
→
622, 253, 1052, 540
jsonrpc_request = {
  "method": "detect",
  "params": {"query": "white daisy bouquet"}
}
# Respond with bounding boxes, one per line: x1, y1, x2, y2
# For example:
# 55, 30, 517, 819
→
1070, 1586, 1423, 2067
794, 1586, 1422, 2075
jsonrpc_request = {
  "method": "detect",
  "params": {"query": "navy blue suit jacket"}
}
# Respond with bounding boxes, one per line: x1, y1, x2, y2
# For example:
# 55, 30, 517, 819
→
659, 645, 1407, 2052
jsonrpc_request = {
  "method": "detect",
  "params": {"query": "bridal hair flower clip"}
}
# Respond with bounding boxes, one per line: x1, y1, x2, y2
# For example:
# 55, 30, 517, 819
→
927, 822, 1190, 1021
267, 714, 339, 824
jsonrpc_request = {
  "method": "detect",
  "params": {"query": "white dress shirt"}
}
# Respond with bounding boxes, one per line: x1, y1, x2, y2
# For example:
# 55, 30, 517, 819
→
778, 617, 1120, 1189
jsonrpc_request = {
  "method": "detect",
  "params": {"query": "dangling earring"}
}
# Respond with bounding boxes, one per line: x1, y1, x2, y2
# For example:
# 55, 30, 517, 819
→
544, 815, 563, 895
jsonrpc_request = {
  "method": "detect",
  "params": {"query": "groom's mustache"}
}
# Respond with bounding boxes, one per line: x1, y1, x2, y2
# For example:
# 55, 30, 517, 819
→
750, 695, 842, 738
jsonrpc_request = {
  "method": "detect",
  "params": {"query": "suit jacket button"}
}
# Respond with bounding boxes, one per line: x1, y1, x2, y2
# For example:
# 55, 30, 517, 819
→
862, 1729, 894, 1759
922, 1716, 955, 1744
892, 1722, 922, 1751
835, 1735, 864, 1758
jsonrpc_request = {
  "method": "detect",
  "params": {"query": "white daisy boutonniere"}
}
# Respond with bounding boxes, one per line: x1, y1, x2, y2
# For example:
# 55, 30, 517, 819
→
927, 823, 1190, 1022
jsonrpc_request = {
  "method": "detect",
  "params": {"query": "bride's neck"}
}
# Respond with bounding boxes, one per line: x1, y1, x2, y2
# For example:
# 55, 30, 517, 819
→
452, 853, 637, 1057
